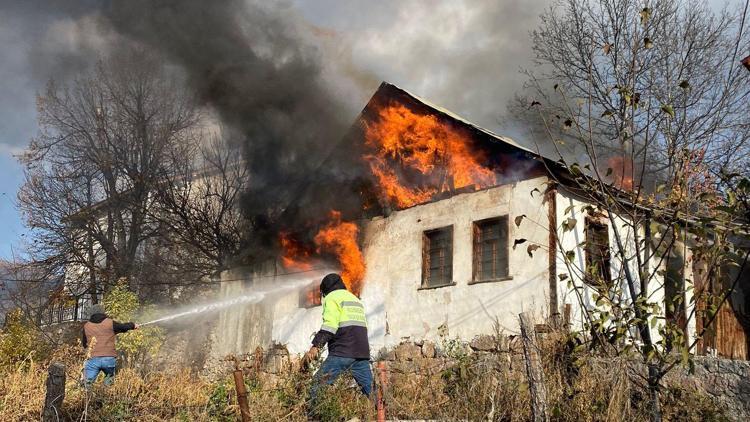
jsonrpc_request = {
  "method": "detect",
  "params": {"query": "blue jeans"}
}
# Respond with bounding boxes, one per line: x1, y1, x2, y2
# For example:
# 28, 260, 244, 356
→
311, 356, 373, 400
83, 356, 117, 386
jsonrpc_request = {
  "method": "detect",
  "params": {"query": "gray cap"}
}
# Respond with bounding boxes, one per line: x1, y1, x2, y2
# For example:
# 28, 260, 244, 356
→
88, 304, 105, 319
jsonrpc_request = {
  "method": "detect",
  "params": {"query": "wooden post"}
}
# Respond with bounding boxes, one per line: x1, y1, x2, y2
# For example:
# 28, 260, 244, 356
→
42, 362, 66, 422
519, 312, 549, 422
376, 361, 388, 422
232, 369, 251, 422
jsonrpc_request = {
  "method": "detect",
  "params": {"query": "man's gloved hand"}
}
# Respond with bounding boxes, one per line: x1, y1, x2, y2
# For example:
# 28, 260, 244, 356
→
301, 346, 319, 369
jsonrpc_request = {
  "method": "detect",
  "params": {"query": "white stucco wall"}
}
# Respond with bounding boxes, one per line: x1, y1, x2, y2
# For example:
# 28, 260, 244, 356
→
212, 177, 552, 357
555, 187, 673, 345
360, 176, 552, 353
212, 177, 692, 359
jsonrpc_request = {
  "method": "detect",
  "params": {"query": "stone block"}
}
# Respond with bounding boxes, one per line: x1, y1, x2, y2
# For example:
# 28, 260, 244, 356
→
470, 335, 497, 352
390, 360, 419, 374
508, 335, 524, 354
265, 345, 290, 374
378, 347, 396, 361
496, 334, 510, 352
395, 342, 422, 361
422, 341, 436, 358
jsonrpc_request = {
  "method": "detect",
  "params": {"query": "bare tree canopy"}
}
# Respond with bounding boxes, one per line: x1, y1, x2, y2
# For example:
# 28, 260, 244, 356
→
152, 134, 249, 277
511, 0, 750, 188
17, 49, 200, 302
509, 1, 750, 421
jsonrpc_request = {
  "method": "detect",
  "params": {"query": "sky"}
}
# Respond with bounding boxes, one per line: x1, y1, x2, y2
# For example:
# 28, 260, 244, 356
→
0, 0, 732, 260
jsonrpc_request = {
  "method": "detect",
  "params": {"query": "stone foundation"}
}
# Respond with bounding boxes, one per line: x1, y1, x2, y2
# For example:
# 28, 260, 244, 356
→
665, 357, 750, 420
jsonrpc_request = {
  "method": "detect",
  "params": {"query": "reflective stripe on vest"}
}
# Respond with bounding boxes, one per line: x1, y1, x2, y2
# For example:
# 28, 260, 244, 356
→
319, 289, 368, 333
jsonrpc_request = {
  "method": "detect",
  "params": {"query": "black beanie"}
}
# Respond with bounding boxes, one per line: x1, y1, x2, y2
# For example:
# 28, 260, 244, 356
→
320, 273, 346, 295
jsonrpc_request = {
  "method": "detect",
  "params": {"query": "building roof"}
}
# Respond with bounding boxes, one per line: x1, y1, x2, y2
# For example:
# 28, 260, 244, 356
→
364, 82, 748, 234
379, 82, 540, 157
363, 82, 550, 164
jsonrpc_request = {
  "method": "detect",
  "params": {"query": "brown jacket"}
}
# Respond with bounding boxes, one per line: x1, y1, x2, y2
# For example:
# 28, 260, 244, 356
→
82, 314, 135, 357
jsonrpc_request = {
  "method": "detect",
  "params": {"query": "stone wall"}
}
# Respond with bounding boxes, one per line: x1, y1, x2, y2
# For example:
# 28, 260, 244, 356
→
665, 357, 750, 421
375, 334, 526, 376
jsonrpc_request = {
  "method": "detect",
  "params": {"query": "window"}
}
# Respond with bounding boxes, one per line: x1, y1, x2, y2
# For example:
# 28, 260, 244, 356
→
585, 218, 611, 286
299, 284, 321, 308
422, 226, 453, 288
472, 216, 509, 282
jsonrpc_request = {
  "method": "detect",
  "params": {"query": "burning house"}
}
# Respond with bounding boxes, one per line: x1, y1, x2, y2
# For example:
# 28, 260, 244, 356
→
211, 82, 749, 359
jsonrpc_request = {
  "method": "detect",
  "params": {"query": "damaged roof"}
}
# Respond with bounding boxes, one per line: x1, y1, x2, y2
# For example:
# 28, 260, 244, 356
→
362, 82, 549, 163
378, 82, 539, 157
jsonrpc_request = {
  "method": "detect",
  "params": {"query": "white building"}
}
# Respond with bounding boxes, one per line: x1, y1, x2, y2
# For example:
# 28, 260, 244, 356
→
210, 83, 704, 358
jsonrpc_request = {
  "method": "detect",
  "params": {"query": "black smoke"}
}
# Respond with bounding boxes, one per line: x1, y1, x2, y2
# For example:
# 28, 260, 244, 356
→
4, 0, 551, 264
101, 0, 369, 260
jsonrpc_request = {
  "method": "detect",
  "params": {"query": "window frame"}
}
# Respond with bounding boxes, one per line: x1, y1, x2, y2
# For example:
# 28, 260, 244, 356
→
584, 217, 612, 287
470, 216, 512, 284
420, 225, 455, 289
299, 284, 322, 308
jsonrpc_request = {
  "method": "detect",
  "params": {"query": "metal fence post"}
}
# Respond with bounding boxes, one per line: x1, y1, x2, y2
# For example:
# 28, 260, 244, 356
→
376, 360, 388, 422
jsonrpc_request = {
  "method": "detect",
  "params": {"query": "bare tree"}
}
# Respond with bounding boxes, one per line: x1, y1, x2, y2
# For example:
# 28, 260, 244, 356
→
512, 1, 750, 420
149, 134, 249, 282
17, 48, 200, 303
511, 0, 750, 187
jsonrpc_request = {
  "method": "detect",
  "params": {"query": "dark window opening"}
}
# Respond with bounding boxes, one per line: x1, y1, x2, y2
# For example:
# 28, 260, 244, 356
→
473, 216, 509, 281
585, 218, 612, 287
299, 284, 321, 308
422, 226, 453, 288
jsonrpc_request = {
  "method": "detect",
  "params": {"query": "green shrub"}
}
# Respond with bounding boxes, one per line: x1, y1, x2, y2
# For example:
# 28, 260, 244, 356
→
0, 309, 49, 368
207, 380, 235, 421
102, 281, 165, 363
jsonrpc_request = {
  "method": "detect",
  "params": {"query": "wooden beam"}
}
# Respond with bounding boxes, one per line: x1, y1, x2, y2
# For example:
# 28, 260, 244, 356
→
520, 312, 549, 422
546, 184, 559, 321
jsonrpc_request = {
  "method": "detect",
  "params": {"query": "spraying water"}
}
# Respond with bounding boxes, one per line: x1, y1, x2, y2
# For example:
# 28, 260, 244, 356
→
139, 273, 324, 326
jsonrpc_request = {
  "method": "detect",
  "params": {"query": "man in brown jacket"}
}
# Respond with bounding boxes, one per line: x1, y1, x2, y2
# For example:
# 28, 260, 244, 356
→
81, 304, 138, 385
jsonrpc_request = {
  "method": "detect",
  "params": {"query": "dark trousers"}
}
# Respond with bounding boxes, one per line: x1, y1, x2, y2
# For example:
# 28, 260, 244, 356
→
311, 356, 373, 400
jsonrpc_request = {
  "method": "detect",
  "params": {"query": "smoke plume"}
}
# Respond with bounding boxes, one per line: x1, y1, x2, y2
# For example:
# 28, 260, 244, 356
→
100, 1, 360, 255
3, 0, 550, 264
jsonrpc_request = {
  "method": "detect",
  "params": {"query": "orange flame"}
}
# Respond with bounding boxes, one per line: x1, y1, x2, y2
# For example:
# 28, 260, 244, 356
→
279, 231, 313, 271
364, 103, 496, 208
607, 156, 634, 191
314, 210, 366, 296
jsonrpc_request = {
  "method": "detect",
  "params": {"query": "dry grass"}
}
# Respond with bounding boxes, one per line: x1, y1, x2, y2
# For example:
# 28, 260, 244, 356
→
0, 345, 217, 421
0, 345, 374, 421
242, 364, 376, 421
369, 332, 726, 422
0, 334, 728, 421
0, 359, 49, 420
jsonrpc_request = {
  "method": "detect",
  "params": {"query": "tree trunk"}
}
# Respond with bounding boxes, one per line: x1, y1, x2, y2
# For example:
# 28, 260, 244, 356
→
519, 312, 549, 422
648, 364, 663, 422
42, 362, 66, 422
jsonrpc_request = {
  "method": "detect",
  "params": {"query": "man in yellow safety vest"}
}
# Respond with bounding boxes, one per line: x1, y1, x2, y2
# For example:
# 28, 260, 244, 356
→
304, 273, 372, 400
